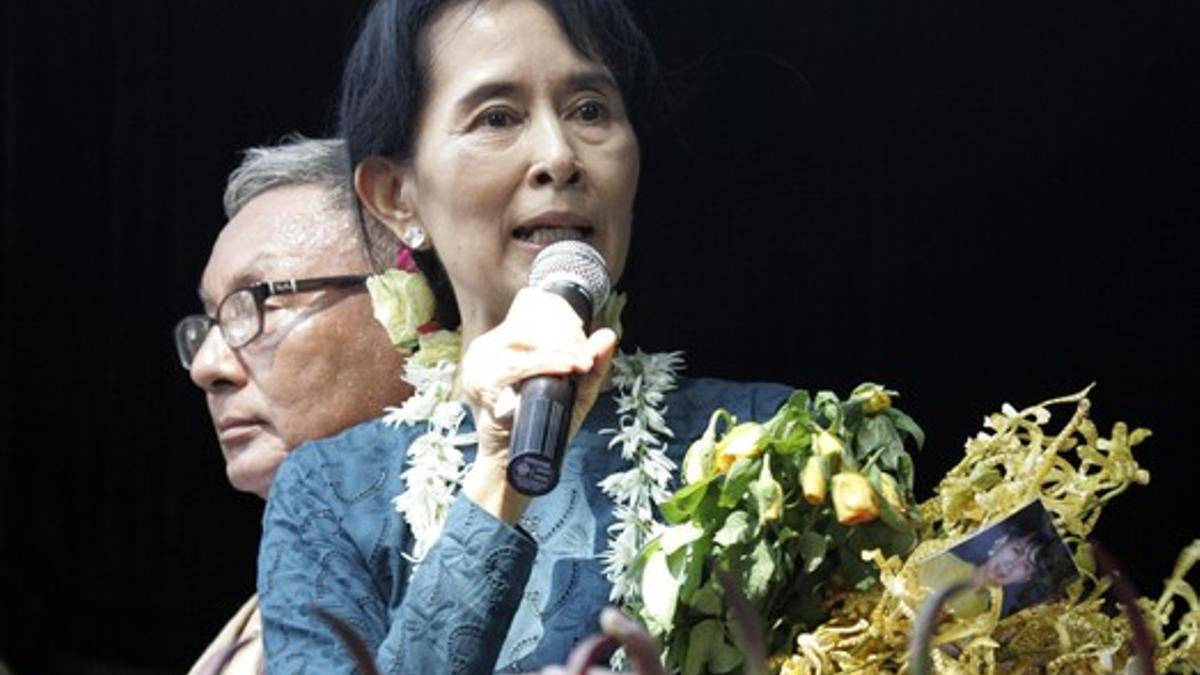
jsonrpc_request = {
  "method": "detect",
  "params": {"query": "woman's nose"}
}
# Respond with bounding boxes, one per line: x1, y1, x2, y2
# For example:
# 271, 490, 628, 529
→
189, 326, 248, 392
527, 116, 583, 188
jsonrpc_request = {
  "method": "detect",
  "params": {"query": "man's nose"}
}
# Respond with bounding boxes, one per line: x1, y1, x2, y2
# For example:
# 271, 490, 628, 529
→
189, 326, 247, 392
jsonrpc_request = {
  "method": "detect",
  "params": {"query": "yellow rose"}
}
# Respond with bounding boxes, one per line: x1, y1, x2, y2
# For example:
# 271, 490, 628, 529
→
864, 390, 892, 414
813, 429, 845, 458
713, 422, 764, 474
801, 455, 827, 505
851, 383, 895, 415
831, 472, 879, 525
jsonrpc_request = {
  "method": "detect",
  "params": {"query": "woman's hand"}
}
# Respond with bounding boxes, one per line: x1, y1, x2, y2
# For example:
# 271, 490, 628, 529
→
459, 288, 617, 523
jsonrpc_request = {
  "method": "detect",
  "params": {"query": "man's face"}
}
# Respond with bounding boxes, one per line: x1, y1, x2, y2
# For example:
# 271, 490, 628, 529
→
189, 184, 410, 497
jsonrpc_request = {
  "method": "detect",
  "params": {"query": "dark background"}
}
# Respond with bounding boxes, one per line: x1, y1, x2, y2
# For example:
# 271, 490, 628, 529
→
1, 1, 1196, 673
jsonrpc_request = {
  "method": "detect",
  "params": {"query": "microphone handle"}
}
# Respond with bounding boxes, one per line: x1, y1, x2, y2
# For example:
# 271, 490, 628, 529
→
507, 375, 577, 496
506, 279, 594, 496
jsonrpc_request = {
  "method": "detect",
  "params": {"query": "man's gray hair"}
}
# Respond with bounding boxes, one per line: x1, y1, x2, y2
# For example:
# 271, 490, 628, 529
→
223, 134, 398, 270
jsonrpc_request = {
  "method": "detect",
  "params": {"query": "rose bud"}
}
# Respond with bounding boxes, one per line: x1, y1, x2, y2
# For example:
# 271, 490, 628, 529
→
814, 429, 845, 459
864, 390, 892, 414
831, 472, 879, 525
851, 383, 894, 415
801, 455, 828, 505
713, 422, 765, 474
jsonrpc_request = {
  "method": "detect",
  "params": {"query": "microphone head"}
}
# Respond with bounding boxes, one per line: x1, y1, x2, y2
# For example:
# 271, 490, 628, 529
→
528, 241, 611, 315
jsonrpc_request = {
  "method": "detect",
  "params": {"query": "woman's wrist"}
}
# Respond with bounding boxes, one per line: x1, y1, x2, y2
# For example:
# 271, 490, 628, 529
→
462, 456, 531, 525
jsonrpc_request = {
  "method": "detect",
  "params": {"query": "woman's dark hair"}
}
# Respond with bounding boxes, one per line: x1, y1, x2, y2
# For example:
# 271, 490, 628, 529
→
338, 0, 658, 329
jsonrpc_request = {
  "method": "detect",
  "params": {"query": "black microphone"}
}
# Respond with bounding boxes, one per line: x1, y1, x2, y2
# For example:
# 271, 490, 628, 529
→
506, 241, 611, 496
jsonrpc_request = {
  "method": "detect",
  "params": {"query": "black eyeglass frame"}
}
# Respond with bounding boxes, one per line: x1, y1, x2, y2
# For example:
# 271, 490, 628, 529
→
173, 274, 370, 370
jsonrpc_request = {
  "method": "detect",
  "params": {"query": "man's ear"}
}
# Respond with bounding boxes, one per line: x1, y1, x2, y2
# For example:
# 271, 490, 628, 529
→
354, 156, 417, 237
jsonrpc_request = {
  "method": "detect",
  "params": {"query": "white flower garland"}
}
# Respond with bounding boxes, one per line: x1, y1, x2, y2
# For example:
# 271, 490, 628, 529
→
384, 350, 476, 564
598, 349, 685, 606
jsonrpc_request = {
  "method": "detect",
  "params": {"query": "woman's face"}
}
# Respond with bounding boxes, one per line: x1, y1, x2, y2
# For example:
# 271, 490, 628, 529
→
406, 0, 640, 336
984, 537, 1037, 585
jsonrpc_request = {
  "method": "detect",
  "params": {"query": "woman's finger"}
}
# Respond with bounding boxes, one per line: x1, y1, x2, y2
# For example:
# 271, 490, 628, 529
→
571, 328, 618, 436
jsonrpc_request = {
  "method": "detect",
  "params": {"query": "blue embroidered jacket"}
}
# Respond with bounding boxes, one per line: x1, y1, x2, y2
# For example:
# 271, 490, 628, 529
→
258, 377, 790, 674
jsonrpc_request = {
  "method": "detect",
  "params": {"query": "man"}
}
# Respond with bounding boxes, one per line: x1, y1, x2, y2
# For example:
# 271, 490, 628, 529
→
174, 136, 411, 675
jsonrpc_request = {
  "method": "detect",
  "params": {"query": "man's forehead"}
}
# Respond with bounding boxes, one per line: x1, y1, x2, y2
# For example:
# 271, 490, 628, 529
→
199, 184, 358, 300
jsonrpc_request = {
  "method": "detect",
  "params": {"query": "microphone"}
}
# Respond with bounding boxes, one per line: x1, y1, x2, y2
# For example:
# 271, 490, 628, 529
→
506, 240, 611, 496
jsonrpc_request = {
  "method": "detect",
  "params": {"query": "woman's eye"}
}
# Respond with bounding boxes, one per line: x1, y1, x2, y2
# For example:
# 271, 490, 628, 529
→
480, 108, 517, 128
575, 100, 608, 123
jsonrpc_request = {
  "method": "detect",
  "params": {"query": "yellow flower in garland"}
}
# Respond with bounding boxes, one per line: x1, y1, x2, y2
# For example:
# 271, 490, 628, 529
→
831, 471, 879, 525
366, 268, 436, 351
411, 328, 461, 369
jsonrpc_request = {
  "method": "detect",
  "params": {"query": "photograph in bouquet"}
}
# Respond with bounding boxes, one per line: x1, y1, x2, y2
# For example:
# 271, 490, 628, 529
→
914, 499, 1078, 620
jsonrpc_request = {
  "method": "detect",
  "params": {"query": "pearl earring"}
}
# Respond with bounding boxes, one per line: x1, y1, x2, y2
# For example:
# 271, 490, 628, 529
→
401, 224, 427, 250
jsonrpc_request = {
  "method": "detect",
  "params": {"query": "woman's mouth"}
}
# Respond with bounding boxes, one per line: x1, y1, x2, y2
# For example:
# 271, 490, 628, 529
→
513, 225, 592, 245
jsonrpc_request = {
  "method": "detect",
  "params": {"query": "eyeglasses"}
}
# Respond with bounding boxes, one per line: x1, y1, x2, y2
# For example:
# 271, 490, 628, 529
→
173, 274, 369, 370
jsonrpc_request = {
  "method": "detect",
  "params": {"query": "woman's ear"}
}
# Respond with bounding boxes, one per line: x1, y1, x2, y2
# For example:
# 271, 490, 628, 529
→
355, 156, 418, 239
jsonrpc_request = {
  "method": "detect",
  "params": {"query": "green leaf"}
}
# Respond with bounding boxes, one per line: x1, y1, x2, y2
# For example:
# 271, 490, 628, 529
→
688, 584, 724, 616
886, 407, 925, 449
813, 390, 842, 428
841, 398, 864, 432
714, 510, 752, 547
682, 619, 723, 675
784, 389, 812, 412
694, 488, 732, 530
798, 530, 827, 573
711, 630, 745, 673
640, 548, 680, 636
745, 539, 776, 600
679, 535, 712, 604
661, 477, 715, 524
854, 415, 900, 465
749, 453, 784, 526
763, 390, 814, 455
896, 451, 915, 492
660, 522, 706, 555
719, 456, 760, 507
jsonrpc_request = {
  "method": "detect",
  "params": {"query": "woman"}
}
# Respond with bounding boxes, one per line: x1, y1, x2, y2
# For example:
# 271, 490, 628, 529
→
257, 1, 791, 672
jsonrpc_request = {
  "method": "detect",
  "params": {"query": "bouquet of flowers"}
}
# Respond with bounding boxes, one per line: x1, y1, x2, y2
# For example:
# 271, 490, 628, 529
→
632, 385, 1200, 674
630, 384, 925, 674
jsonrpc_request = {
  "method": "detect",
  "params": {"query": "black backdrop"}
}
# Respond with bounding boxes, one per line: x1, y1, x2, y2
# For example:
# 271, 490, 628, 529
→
1, 1, 1196, 673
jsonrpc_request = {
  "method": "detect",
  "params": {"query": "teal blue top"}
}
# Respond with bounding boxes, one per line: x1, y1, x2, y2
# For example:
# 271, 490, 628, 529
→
258, 376, 790, 674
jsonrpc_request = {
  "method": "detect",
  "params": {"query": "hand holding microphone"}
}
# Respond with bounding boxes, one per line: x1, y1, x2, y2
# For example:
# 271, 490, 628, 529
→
507, 241, 612, 495
459, 241, 615, 518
